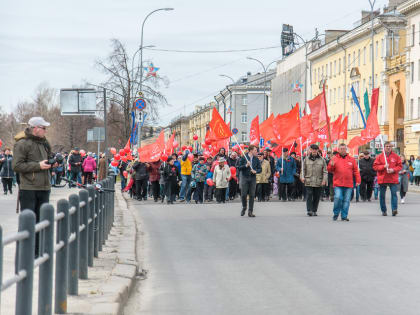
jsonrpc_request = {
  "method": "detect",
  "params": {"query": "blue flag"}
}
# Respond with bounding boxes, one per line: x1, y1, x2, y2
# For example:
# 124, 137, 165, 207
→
350, 86, 366, 128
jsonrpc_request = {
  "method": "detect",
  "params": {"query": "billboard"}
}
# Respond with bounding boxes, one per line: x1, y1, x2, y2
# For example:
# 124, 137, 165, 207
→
60, 89, 97, 115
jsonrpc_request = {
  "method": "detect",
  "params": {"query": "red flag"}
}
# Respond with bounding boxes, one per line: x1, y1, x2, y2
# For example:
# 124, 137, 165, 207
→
370, 88, 379, 115
260, 113, 275, 142
307, 90, 328, 130
249, 116, 260, 146
339, 116, 348, 140
165, 132, 176, 155
300, 114, 313, 140
273, 104, 300, 146
317, 125, 329, 143
209, 107, 232, 139
361, 109, 380, 141
138, 131, 165, 162
348, 136, 365, 149
330, 115, 342, 141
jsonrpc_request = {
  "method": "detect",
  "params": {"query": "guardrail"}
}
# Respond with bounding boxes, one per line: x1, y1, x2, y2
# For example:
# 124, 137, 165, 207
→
0, 176, 115, 315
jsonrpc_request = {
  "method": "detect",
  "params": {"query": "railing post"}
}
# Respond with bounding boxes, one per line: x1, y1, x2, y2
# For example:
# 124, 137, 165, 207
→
104, 178, 109, 240
79, 189, 89, 279
55, 199, 69, 314
87, 186, 95, 267
38, 204, 55, 315
94, 189, 100, 257
0, 225, 3, 310
111, 175, 115, 227
99, 181, 104, 250
68, 194, 80, 295
16, 210, 35, 315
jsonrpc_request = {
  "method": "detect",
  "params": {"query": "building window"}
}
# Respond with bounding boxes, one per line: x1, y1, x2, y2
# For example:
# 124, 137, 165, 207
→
411, 62, 415, 83
334, 88, 336, 104
318, 67, 321, 81
348, 54, 351, 70
242, 95, 247, 105
334, 60, 336, 76
379, 106, 382, 124
338, 87, 341, 100
353, 51, 355, 67
381, 39, 384, 58
330, 62, 332, 78
410, 99, 414, 120
375, 74, 378, 89
322, 65, 324, 77
363, 47, 366, 65
241, 112, 247, 123
369, 76, 372, 90
358, 49, 361, 67
326, 64, 328, 78
343, 57, 346, 73
241, 131, 247, 142
375, 41, 379, 59
412, 24, 416, 47
338, 58, 341, 75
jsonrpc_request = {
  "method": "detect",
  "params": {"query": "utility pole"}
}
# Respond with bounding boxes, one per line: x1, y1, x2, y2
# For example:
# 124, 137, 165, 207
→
103, 88, 108, 158
369, 0, 376, 89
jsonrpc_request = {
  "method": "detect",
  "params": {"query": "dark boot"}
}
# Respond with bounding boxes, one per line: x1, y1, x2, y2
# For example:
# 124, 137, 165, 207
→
241, 208, 246, 217
248, 210, 255, 218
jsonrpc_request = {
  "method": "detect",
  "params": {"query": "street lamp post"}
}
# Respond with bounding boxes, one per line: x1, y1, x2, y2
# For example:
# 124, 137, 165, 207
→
137, 7, 174, 149
369, 0, 376, 90
219, 74, 235, 128
246, 57, 277, 120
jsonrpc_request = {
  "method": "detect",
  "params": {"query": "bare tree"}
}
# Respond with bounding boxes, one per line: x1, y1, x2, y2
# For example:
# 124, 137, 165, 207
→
95, 39, 169, 140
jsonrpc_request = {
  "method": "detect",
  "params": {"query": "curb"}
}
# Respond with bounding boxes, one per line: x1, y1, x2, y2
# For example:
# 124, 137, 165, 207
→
68, 189, 139, 315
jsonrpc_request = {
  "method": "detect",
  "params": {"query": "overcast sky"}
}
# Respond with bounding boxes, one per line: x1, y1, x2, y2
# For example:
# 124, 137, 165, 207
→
0, 0, 389, 125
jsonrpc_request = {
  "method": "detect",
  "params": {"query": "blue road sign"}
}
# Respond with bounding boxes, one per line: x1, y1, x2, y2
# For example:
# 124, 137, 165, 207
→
135, 98, 146, 111
260, 137, 265, 147
232, 128, 239, 135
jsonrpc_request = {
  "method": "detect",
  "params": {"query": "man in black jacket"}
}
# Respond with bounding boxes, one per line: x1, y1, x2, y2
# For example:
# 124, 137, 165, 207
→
132, 159, 149, 200
359, 151, 376, 202
68, 148, 82, 188
237, 145, 262, 217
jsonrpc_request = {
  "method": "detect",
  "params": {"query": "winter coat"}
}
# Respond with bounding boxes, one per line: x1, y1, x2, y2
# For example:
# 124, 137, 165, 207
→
237, 154, 262, 179
399, 162, 409, 193
359, 157, 376, 182
147, 161, 161, 182
256, 159, 271, 184
413, 160, 420, 177
98, 157, 107, 180
159, 162, 167, 184
181, 152, 192, 175
213, 164, 231, 188
373, 152, 402, 185
12, 129, 52, 191
68, 153, 83, 173
301, 154, 327, 187
327, 154, 361, 188
82, 156, 97, 173
192, 162, 208, 183
276, 156, 296, 184
0, 155, 14, 178
132, 161, 149, 181
163, 163, 180, 183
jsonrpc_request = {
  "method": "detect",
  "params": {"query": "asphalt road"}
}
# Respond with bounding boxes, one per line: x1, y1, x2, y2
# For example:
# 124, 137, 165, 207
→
106, 193, 420, 314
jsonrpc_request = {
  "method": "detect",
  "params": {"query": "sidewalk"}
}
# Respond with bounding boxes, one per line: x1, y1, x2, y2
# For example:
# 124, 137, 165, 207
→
408, 184, 420, 193
0, 186, 139, 315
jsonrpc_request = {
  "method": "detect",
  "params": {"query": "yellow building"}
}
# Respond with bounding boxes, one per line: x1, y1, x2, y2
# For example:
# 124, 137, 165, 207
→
308, 9, 407, 153
169, 115, 189, 149
187, 102, 216, 147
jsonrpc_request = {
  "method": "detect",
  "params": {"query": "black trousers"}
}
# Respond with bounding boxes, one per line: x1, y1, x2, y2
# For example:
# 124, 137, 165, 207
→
165, 179, 177, 202
193, 182, 205, 203
279, 182, 293, 201
360, 179, 373, 201
215, 188, 227, 203
84, 172, 93, 185
2, 178, 13, 193
151, 180, 160, 201
241, 176, 256, 211
229, 179, 238, 199
306, 186, 321, 213
19, 190, 50, 257
415, 176, 420, 185
256, 183, 264, 201
204, 184, 214, 201
135, 179, 148, 200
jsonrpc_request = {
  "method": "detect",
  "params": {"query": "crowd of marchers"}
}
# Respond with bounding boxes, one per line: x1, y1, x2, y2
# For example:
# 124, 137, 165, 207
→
119, 141, 420, 220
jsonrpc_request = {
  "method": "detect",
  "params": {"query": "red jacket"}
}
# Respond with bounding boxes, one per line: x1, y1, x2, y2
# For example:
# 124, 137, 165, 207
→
373, 152, 402, 184
327, 154, 361, 188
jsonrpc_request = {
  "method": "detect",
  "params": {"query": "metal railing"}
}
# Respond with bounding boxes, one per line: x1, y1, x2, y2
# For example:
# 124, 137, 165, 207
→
0, 176, 115, 315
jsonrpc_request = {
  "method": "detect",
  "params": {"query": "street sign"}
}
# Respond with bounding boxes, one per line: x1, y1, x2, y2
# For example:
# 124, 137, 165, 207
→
260, 137, 265, 147
87, 127, 105, 142
232, 128, 238, 135
134, 98, 146, 111
60, 89, 97, 115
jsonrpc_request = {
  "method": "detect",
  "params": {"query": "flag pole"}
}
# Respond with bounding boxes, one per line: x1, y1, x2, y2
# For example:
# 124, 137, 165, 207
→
300, 137, 304, 178
323, 84, 333, 150
281, 146, 284, 174
380, 134, 388, 169
232, 134, 252, 166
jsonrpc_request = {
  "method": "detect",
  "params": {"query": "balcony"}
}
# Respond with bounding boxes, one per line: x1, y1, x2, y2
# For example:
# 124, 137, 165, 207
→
386, 54, 406, 74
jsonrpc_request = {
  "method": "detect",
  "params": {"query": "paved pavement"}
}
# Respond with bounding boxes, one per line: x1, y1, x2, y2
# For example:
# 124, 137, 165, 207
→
124, 191, 420, 315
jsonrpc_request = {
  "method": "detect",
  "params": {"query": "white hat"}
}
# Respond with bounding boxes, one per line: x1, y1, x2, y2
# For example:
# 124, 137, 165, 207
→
28, 117, 50, 127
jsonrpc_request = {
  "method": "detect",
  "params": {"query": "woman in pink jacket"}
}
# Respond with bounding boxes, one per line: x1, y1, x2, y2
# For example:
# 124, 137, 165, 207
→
82, 153, 97, 184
